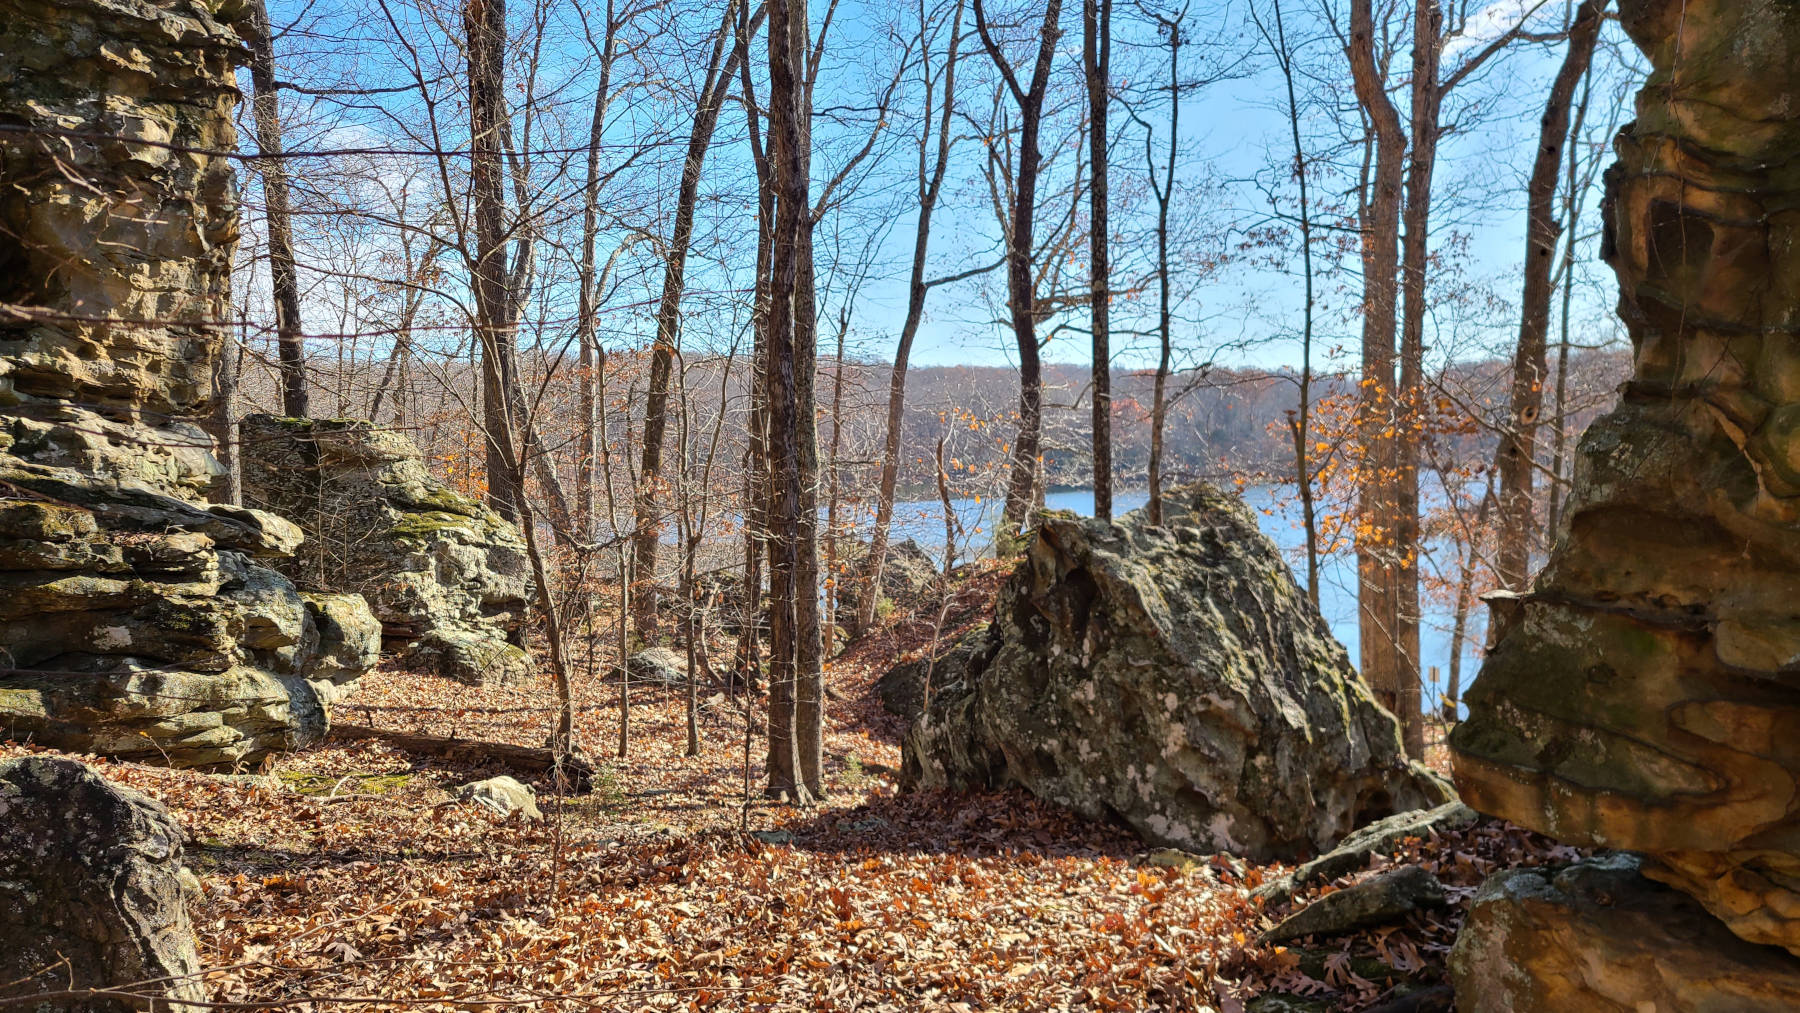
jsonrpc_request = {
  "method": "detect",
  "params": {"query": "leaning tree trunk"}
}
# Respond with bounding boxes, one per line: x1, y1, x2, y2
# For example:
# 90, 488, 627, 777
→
631, 3, 749, 639
1495, 0, 1608, 591
861, 0, 966, 632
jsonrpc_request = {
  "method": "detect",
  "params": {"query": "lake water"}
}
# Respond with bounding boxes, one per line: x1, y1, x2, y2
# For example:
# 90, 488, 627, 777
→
873, 485, 1482, 711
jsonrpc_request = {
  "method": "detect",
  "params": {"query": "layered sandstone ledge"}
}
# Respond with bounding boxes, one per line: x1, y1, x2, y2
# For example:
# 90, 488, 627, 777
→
0, 0, 377, 766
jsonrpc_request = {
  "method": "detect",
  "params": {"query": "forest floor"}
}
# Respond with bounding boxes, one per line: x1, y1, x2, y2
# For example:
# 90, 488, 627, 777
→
5, 567, 1568, 1012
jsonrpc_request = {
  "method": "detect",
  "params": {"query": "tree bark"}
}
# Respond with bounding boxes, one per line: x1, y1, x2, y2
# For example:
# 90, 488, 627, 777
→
974, 0, 1065, 540
860, 0, 966, 632
1144, 8, 1181, 526
1497, 0, 1607, 590
575, 3, 619, 544
762, 0, 821, 802
1391, 0, 1442, 759
631, 3, 753, 639
245, 0, 308, 419
1084, 0, 1112, 522
464, 0, 522, 523
1346, 0, 1406, 727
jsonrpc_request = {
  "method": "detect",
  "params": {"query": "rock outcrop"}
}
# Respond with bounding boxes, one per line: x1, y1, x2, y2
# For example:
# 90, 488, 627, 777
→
901, 485, 1448, 862
838, 537, 939, 633
0, 756, 205, 1010
0, 0, 378, 766
1449, 0, 1800, 959
1451, 854, 1800, 1012
876, 624, 989, 721
239, 415, 532, 685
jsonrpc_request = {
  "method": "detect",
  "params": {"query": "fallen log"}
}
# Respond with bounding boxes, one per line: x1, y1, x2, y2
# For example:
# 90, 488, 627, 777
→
329, 724, 594, 793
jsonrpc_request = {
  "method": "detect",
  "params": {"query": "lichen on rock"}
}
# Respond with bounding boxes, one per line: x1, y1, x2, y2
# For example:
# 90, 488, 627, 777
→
0, 756, 206, 1010
0, 0, 378, 766
900, 484, 1449, 863
239, 415, 532, 685
1449, 0, 1800, 958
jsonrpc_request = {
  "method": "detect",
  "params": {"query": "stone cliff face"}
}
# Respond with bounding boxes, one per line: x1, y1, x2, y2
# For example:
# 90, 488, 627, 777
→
902, 485, 1449, 863
0, 0, 378, 766
1450, 0, 1800, 960
240, 415, 533, 686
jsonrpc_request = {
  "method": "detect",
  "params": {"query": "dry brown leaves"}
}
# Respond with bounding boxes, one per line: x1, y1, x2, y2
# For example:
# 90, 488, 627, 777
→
3, 571, 1572, 1011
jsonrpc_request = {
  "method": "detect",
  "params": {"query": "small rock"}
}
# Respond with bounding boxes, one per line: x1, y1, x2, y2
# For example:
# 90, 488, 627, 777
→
1262, 864, 1445, 943
1246, 996, 1335, 1013
1143, 848, 1207, 874
751, 829, 796, 846
1254, 801, 1476, 907
616, 647, 687, 686
454, 776, 542, 821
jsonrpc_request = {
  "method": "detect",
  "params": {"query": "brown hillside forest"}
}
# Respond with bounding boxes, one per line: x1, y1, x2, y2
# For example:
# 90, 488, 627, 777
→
8, 0, 1800, 1008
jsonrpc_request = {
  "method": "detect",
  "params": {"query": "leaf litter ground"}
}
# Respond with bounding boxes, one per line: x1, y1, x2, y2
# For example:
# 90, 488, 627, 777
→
4, 568, 1573, 1011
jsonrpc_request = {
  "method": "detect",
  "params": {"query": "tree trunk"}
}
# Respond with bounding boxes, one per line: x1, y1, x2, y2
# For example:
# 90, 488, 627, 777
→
1392, 0, 1442, 759
209, 325, 242, 506
762, 0, 820, 803
245, 0, 308, 419
1346, 0, 1406, 727
1496, 0, 1607, 590
464, 0, 522, 524
1145, 10, 1180, 527
575, 4, 619, 544
1263, 0, 1318, 604
975, 0, 1064, 540
631, 3, 751, 639
1084, 0, 1112, 522
860, 0, 966, 633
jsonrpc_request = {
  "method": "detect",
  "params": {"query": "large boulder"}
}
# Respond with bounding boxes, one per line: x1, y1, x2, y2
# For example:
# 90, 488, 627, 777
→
239, 415, 533, 685
901, 485, 1448, 862
1450, 854, 1800, 1012
0, 0, 377, 766
0, 756, 205, 1011
1449, 0, 1800, 957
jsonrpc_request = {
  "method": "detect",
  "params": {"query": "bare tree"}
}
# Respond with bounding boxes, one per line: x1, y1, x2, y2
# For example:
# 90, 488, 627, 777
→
245, 0, 310, 418
1344, 0, 1407, 731
464, 0, 523, 523
632, 1, 759, 637
974, 0, 1066, 540
763, 0, 824, 802
860, 0, 972, 632
1085, 0, 1113, 522
1496, 0, 1607, 590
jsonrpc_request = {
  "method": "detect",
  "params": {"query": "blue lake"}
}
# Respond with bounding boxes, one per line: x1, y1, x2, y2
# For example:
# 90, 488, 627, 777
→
871, 485, 1483, 713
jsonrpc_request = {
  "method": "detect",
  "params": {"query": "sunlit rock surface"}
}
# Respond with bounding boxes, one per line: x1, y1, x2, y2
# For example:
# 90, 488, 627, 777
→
0, 0, 376, 765
239, 415, 532, 685
1450, 0, 1800, 957
901, 484, 1448, 863
1451, 854, 1800, 1012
